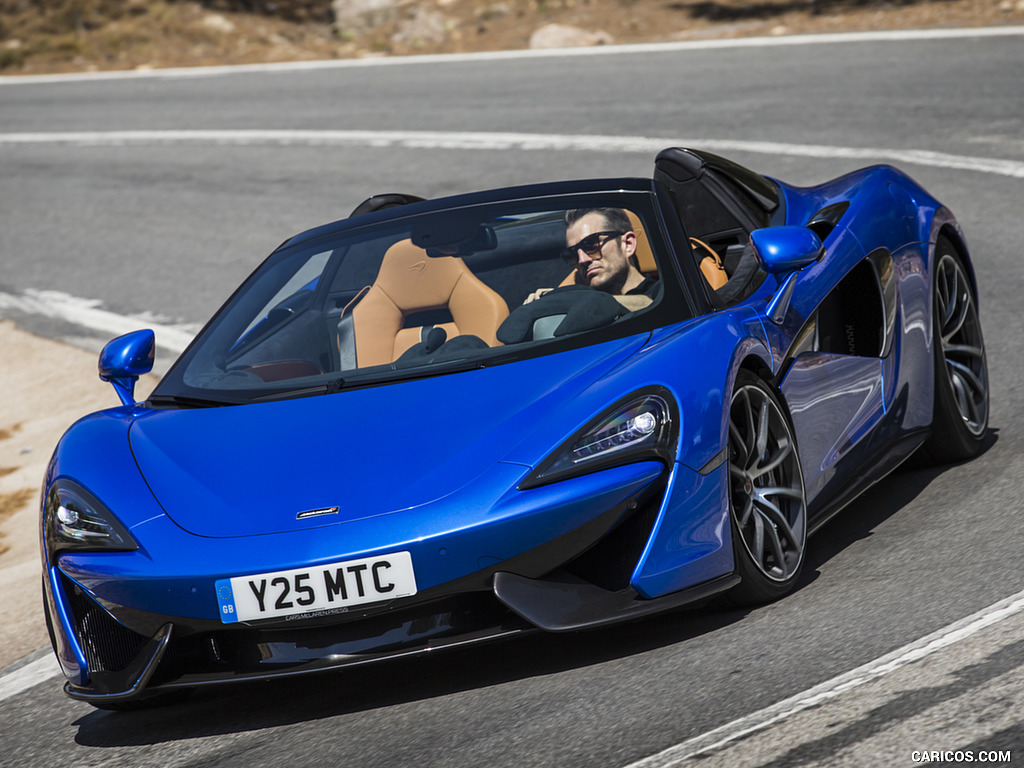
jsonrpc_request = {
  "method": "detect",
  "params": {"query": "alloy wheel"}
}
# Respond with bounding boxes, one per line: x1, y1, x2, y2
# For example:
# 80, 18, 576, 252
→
728, 382, 807, 584
934, 253, 988, 437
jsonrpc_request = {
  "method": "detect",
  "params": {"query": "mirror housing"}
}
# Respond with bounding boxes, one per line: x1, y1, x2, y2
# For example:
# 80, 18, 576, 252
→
750, 226, 824, 275
749, 227, 824, 324
99, 329, 155, 406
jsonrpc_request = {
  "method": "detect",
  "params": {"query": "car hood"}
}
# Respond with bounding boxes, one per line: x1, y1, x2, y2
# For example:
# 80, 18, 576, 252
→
130, 336, 648, 538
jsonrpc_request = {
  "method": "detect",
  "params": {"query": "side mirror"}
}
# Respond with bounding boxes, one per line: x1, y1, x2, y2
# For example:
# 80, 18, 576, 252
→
749, 227, 823, 324
99, 329, 155, 406
750, 226, 824, 275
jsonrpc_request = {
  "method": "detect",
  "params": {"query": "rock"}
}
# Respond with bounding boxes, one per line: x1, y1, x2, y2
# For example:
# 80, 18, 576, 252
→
392, 7, 452, 46
201, 13, 237, 34
528, 23, 613, 49
476, 2, 512, 21
332, 0, 404, 33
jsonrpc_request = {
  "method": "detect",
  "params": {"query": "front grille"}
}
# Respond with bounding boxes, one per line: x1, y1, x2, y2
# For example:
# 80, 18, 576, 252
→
149, 591, 525, 686
65, 574, 149, 673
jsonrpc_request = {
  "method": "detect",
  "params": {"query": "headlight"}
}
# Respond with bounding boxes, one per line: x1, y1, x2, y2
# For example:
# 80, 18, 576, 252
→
521, 388, 678, 489
44, 480, 138, 555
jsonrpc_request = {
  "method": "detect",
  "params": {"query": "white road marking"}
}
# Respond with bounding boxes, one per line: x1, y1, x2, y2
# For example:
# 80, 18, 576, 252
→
0, 654, 62, 703
2, 129, 1023, 179
0, 288, 197, 355
0, 26, 1022, 85
622, 587, 1024, 767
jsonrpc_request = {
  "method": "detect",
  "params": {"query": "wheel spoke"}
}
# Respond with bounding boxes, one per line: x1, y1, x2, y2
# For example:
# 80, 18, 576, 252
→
753, 399, 770, 469
757, 485, 804, 501
942, 261, 961, 318
729, 419, 748, 467
950, 371, 982, 426
752, 493, 798, 546
944, 343, 984, 363
941, 296, 970, 342
938, 268, 955, 327
947, 358, 986, 399
737, 494, 754, 527
730, 390, 756, 470
751, 511, 765, 565
749, 436, 794, 480
758, 512, 786, 577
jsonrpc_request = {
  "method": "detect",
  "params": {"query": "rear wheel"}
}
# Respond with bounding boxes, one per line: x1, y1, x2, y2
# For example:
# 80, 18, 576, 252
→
726, 372, 807, 605
922, 241, 989, 464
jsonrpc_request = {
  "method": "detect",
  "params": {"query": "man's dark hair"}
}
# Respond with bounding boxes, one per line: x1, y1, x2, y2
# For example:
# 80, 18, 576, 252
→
564, 207, 632, 234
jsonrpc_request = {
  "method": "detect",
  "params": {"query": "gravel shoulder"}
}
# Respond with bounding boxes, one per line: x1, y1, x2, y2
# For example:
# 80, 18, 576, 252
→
0, 321, 157, 669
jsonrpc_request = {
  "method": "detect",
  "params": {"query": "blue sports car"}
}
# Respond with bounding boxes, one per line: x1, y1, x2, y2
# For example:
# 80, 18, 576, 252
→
41, 148, 989, 708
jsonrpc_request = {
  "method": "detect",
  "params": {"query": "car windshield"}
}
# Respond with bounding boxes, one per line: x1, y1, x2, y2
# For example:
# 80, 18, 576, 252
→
153, 192, 676, 405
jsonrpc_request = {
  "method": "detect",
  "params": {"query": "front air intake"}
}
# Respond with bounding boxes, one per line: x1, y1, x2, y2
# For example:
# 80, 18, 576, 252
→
65, 574, 148, 673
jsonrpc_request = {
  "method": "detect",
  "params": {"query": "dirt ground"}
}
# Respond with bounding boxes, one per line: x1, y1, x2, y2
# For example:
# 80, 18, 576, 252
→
0, 322, 158, 669
1, 0, 1022, 74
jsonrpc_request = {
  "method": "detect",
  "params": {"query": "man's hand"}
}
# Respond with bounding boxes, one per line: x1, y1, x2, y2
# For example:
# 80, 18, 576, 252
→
523, 287, 555, 304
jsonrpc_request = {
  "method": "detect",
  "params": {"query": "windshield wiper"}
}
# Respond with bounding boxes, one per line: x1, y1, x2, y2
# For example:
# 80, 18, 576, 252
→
249, 382, 334, 402
147, 394, 244, 409
240, 358, 501, 404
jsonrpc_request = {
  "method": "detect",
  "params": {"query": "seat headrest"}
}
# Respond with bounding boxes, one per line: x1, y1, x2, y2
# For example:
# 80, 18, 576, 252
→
350, 239, 510, 367
625, 210, 656, 275
373, 239, 472, 311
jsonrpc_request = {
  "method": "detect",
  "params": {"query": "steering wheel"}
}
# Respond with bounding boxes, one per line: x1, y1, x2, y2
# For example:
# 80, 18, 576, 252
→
497, 285, 628, 343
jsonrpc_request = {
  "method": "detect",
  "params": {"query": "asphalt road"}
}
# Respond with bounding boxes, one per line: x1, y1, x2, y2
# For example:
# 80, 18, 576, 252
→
2, 28, 1023, 767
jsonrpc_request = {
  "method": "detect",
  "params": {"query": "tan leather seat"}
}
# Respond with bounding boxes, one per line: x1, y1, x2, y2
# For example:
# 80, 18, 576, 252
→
350, 239, 509, 367
628, 210, 658, 276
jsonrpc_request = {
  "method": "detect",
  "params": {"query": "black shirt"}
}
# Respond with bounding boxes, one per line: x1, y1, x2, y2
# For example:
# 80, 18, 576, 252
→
626, 276, 659, 298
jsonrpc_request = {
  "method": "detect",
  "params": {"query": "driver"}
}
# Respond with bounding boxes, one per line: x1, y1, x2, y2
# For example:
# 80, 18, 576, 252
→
524, 207, 658, 304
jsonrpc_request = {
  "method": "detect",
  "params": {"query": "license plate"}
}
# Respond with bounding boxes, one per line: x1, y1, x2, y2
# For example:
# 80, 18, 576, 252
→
216, 551, 417, 623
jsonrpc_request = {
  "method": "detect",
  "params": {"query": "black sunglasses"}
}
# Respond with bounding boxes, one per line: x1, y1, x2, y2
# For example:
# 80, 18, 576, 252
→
560, 231, 624, 264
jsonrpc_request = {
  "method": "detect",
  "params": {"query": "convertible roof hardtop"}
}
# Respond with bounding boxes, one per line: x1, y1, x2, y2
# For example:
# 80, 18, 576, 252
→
279, 176, 658, 251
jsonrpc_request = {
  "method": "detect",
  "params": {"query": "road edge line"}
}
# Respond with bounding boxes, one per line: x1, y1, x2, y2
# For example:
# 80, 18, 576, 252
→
623, 588, 1024, 767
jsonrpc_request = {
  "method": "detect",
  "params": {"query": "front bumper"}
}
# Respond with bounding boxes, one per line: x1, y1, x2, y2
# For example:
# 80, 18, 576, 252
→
45, 460, 735, 704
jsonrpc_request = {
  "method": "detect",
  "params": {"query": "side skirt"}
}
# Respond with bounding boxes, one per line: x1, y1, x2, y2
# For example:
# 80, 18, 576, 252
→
807, 428, 930, 536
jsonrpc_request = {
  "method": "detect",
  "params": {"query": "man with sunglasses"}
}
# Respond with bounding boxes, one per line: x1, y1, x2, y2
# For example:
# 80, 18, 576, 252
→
525, 207, 657, 304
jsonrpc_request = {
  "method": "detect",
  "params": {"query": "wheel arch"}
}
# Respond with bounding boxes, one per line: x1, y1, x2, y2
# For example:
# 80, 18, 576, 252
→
931, 210, 980, 306
720, 344, 800, 451
722, 341, 776, 422
738, 352, 801, 440
739, 352, 774, 383
728, 341, 785, 418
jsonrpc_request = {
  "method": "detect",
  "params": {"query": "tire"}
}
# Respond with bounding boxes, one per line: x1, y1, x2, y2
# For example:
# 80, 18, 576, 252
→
922, 240, 989, 464
725, 371, 807, 606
